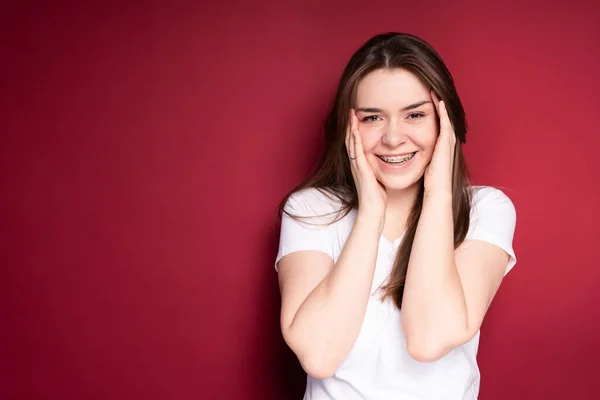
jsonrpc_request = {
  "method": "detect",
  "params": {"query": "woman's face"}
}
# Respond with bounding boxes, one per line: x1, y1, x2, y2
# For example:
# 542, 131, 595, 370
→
354, 68, 439, 192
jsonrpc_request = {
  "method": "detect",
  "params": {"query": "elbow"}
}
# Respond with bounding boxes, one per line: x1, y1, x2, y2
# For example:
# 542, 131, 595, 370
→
283, 330, 338, 379
406, 340, 448, 363
406, 330, 474, 363
298, 354, 337, 380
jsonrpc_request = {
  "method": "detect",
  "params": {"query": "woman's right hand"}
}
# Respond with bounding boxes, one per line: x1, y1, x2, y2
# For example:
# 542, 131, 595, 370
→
346, 109, 387, 232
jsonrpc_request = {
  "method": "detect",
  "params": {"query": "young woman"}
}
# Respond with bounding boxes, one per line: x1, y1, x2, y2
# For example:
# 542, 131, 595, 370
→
275, 32, 517, 400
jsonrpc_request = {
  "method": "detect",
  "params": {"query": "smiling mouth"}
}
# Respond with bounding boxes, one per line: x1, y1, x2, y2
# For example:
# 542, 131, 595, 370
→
377, 152, 417, 165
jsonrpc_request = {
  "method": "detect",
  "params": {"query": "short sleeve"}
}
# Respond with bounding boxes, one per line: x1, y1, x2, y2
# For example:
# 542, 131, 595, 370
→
466, 186, 517, 275
275, 188, 339, 271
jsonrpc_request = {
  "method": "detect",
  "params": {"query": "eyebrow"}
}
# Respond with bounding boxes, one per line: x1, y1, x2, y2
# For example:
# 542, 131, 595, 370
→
355, 100, 431, 113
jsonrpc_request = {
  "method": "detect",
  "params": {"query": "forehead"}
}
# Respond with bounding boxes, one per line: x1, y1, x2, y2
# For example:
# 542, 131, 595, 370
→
356, 68, 428, 106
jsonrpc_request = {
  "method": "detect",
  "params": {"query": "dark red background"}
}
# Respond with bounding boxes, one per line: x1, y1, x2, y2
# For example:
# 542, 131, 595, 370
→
2, 1, 599, 399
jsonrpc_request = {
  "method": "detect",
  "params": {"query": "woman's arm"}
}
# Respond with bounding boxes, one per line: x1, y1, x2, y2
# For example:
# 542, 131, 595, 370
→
277, 110, 388, 378
401, 191, 509, 362
278, 212, 380, 379
401, 96, 512, 362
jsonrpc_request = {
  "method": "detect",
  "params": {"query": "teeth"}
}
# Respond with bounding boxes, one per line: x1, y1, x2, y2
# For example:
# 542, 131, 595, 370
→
379, 153, 415, 163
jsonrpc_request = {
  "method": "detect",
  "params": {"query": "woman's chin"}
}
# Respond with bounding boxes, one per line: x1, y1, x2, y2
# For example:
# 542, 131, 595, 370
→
377, 173, 424, 192
371, 157, 427, 193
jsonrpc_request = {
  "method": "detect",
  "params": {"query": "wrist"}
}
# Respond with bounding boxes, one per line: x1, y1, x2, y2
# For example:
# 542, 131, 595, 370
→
355, 210, 385, 235
423, 189, 453, 204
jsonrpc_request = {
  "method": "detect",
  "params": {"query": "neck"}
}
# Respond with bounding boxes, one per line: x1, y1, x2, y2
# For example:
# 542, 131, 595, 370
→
383, 182, 422, 234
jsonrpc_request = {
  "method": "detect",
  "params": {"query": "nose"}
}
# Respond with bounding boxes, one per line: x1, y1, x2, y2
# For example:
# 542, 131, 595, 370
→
381, 120, 407, 147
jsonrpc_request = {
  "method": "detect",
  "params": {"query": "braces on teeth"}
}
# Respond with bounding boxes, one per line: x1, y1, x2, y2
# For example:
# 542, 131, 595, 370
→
379, 153, 415, 163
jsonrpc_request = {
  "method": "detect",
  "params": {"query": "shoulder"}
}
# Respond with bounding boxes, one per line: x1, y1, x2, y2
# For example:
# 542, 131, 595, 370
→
466, 185, 517, 273
469, 185, 516, 217
467, 185, 517, 241
283, 187, 347, 223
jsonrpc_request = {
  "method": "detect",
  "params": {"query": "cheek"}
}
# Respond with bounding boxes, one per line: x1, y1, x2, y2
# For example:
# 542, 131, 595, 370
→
359, 129, 382, 171
414, 122, 438, 153
358, 128, 382, 153
423, 135, 438, 153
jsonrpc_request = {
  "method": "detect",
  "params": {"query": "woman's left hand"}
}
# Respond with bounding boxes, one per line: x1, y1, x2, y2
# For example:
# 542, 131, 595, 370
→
424, 91, 457, 196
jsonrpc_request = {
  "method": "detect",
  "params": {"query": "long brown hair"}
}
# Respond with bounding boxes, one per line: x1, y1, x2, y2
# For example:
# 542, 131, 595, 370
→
278, 32, 472, 309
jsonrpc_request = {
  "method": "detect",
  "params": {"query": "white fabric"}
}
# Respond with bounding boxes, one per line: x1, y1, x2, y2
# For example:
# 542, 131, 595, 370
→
275, 186, 517, 400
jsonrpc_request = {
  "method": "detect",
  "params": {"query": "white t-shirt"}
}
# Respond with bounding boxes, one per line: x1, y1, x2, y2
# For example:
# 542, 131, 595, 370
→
275, 186, 517, 400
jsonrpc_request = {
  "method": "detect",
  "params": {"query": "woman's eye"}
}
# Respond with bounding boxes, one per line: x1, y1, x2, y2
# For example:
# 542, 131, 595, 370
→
407, 112, 425, 120
361, 115, 381, 122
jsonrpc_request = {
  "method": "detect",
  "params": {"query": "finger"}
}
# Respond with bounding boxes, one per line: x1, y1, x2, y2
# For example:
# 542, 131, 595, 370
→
430, 92, 445, 134
345, 109, 350, 148
352, 113, 366, 165
431, 90, 442, 119
438, 100, 454, 138
349, 110, 357, 161
346, 109, 355, 160
429, 90, 451, 136
430, 90, 440, 108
